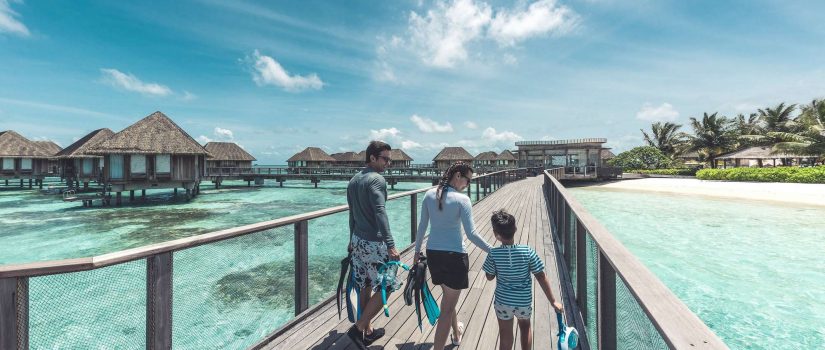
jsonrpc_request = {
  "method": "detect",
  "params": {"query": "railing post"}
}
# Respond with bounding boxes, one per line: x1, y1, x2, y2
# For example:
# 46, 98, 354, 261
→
599, 251, 617, 350
1, 277, 28, 350
294, 220, 309, 315
576, 219, 587, 323
410, 193, 417, 244
146, 252, 172, 350
475, 180, 479, 201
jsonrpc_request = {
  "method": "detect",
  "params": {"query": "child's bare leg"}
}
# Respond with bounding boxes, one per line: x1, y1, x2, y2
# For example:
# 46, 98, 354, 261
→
517, 318, 532, 350
497, 318, 514, 350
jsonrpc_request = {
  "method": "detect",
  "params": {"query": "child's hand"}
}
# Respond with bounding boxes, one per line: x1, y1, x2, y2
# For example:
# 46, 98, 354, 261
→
552, 301, 563, 313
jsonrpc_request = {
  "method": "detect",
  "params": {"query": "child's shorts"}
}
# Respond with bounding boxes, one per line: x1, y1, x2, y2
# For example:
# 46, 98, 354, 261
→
494, 302, 533, 320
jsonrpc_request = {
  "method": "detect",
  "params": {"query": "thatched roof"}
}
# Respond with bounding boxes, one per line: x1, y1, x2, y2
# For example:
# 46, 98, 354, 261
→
390, 149, 413, 161
331, 152, 362, 163
677, 151, 700, 159
601, 149, 616, 159
474, 151, 498, 161
287, 147, 335, 162
204, 142, 256, 161
88, 111, 208, 155
34, 140, 63, 156
497, 150, 516, 160
716, 146, 815, 160
433, 147, 473, 161
0, 130, 50, 158
56, 128, 115, 159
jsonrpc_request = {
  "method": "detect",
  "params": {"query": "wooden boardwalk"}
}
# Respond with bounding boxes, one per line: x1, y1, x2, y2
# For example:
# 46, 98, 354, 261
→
259, 176, 568, 350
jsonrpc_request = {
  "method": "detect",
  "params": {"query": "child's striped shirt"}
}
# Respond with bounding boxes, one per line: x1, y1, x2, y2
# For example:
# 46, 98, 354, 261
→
482, 244, 544, 307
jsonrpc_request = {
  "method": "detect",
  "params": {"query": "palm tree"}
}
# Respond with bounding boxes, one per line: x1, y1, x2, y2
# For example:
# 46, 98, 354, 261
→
772, 99, 825, 160
734, 113, 762, 148
686, 112, 737, 168
641, 122, 686, 158
758, 102, 798, 133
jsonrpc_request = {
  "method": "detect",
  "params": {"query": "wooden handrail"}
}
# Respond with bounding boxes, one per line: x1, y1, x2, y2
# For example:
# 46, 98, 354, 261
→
0, 169, 518, 278
543, 170, 727, 349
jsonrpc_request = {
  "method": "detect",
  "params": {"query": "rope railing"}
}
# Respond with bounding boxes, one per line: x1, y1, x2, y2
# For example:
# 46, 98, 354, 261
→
0, 168, 531, 350
543, 169, 728, 350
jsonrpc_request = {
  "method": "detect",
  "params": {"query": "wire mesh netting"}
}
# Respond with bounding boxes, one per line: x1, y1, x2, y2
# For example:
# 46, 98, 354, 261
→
616, 276, 669, 350
586, 234, 599, 350
569, 212, 578, 296
28, 259, 146, 349
172, 226, 297, 349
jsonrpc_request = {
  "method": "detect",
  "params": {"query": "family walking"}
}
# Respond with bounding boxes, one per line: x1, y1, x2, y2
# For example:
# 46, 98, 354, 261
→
343, 141, 563, 350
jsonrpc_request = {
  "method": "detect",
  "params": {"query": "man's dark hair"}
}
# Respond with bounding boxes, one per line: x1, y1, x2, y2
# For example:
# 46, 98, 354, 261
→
365, 140, 392, 163
491, 209, 517, 240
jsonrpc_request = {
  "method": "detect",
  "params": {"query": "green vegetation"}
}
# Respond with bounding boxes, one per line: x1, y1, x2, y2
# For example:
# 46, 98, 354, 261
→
608, 146, 671, 170
627, 168, 699, 176
696, 166, 825, 183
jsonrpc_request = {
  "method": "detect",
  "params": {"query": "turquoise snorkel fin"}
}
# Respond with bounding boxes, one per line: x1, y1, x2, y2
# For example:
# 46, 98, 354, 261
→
379, 260, 410, 317
337, 254, 361, 323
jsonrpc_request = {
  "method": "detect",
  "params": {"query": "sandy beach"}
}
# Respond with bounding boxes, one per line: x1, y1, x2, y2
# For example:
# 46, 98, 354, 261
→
584, 178, 825, 207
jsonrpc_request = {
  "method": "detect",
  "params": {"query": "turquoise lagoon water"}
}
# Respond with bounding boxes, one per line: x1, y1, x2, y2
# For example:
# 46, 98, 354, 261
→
569, 186, 825, 349
0, 180, 430, 349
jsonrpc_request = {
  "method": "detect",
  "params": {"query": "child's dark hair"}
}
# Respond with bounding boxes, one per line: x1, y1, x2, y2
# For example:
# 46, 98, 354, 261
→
491, 209, 516, 240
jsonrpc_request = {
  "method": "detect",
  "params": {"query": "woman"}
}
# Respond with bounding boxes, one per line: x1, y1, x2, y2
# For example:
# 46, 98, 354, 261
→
414, 162, 493, 349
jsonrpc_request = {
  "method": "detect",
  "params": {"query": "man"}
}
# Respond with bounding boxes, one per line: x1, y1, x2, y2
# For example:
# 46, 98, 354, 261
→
346, 140, 400, 349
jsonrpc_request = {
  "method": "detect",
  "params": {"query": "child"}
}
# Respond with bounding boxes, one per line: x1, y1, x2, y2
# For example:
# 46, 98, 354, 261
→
483, 209, 564, 350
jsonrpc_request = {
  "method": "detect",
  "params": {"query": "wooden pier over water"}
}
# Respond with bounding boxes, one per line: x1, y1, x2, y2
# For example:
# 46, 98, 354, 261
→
0, 169, 726, 350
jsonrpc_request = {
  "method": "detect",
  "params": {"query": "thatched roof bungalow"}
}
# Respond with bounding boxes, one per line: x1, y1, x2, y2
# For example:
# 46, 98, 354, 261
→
34, 140, 63, 175
56, 128, 114, 187
716, 146, 818, 168
0, 131, 51, 187
287, 147, 335, 168
433, 147, 474, 170
204, 142, 256, 174
474, 151, 498, 168
87, 111, 209, 199
331, 151, 363, 167
497, 150, 516, 167
389, 149, 413, 168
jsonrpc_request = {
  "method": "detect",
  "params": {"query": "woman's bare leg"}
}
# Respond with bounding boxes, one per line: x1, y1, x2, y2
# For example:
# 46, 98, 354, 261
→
434, 285, 461, 349
498, 318, 514, 350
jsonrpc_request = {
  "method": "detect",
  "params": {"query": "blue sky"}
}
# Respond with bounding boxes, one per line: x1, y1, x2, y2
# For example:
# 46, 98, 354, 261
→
1, 0, 824, 164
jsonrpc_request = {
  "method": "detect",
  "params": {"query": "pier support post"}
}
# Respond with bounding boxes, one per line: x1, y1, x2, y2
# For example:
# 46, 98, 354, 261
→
38, 180, 42, 189
19, 179, 23, 187
116, 192, 122, 206
598, 251, 617, 350
0, 277, 28, 350
28, 179, 32, 189
294, 220, 309, 315
141, 190, 146, 200
83, 182, 88, 189
411, 193, 418, 244
130, 190, 135, 201
4, 179, 7, 186
174, 188, 177, 196
185, 188, 191, 200
146, 252, 173, 350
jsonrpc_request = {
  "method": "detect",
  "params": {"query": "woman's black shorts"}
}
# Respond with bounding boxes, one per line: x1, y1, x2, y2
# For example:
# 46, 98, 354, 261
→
426, 249, 470, 290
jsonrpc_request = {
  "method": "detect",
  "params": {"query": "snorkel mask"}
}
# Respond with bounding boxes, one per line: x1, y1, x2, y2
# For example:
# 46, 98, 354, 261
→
378, 261, 410, 317
557, 312, 579, 350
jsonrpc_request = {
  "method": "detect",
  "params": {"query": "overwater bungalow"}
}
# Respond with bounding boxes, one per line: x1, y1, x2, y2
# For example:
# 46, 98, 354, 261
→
87, 111, 209, 203
204, 142, 256, 176
389, 149, 413, 168
433, 146, 473, 170
473, 151, 498, 169
55, 128, 114, 188
497, 149, 517, 167
287, 147, 335, 168
330, 151, 362, 167
676, 151, 702, 167
716, 146, 819, 168
34, 140, 62, 175
0, 130, 51, 188
515, 138, 619, 180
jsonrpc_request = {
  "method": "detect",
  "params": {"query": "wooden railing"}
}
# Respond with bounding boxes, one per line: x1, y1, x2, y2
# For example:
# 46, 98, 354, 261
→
0, 168, 529, 350
543, 169, 727, 349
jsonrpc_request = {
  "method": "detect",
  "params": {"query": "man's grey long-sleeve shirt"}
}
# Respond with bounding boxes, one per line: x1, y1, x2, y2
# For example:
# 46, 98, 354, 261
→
347, 167, 395, 249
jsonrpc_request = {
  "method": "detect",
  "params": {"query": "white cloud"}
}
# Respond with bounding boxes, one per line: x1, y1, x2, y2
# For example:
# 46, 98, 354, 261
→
100, 68, 173, 96
464, 121, 478, 129
401, 140, 423, 149
636, 102, 679, 122
214, 127, 234, 140
197, 135, 212, 143
502, 53, 517, 65
369, 127, 402, 141
181, 90, 197, 101
0, 0, 29, 37
482, 127, 523, 142
488, 0, 578, 47
408, 0, 492, 68
250, 50, 324, 92
411, 114, 454, 133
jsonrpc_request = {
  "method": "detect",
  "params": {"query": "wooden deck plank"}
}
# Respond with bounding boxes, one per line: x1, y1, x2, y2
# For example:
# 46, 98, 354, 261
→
264, 176, 568, 350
